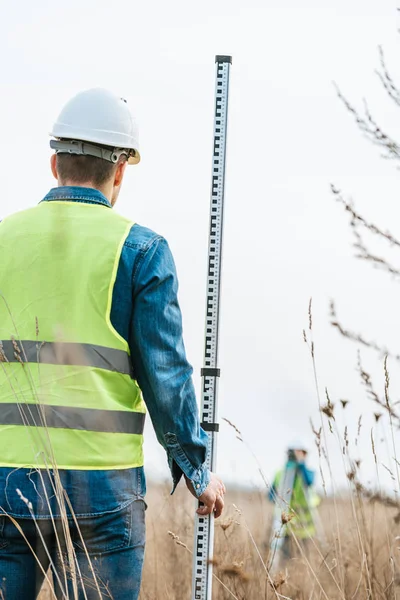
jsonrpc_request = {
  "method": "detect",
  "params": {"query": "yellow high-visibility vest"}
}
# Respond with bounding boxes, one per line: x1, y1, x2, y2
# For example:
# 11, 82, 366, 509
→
273, 468, 317, 539
0, 200, 146, 469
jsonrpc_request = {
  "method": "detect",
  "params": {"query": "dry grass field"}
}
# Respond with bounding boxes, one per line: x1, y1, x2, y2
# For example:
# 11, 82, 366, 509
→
140, 484, 400, 599
35, 480, 400, 599
22, 307, 400, 600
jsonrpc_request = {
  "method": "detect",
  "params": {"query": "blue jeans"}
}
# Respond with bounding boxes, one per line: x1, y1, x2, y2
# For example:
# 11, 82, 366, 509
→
0, 468, 146, 600
0, 499, 146, 599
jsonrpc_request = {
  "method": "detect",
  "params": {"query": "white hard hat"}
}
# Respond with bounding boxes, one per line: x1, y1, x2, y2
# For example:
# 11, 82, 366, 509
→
288, 440, 308, 453
50, 88, 140, 165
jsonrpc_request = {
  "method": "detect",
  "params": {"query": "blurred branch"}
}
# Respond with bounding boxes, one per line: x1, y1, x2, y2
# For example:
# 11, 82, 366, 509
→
331, 185, 400, 248
357, 351, 399, 421
352, 226, 400, 278
331, 185, 400, 277
329, 301, 400, 362
334, 82, 400, 162
376, 46, 400, 108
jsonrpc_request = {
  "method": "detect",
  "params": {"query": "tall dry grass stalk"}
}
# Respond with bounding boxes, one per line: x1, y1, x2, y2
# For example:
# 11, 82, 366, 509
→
9, 264, 400, 600
125, 294, 400, 599
126, 482, 400, 600
0, 295, 104, 599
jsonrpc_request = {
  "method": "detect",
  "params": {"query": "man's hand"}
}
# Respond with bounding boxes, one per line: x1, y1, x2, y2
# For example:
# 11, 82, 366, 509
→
185, 472, 226, 519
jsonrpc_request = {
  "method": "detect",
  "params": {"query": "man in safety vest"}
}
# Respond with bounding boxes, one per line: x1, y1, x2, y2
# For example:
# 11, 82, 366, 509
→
0, 88, 225, 599
269, 442, 319, 562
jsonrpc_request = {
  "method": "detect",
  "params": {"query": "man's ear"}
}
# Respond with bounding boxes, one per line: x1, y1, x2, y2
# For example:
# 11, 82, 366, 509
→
114, 160, 127, 188
50, 154, 58, 180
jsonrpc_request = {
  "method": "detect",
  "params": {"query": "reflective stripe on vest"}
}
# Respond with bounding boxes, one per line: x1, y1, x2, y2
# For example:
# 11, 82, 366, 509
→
0, 402, 145, 434
0, 201, 146, 470
0, 340, 133, 376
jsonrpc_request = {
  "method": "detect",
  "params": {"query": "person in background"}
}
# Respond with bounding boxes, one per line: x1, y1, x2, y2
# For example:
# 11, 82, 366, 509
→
269, 441, 319, 562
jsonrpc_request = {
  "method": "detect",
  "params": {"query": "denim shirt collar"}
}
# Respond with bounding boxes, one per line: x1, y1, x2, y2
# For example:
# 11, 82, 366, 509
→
42, 186, 112, 208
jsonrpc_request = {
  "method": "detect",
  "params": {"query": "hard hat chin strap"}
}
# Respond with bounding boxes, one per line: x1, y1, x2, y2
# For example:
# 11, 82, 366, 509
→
50, 139, 135, 164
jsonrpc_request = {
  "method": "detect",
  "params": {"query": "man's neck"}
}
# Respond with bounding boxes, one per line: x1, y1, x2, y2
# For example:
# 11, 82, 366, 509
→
58, 180, 112, 204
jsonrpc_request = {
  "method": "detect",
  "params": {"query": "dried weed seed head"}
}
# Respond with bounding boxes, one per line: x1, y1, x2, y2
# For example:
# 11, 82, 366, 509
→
384, 355, 390, 409
270, 571, 287, 591
219, 518, 234, 531
281, 511, 294, 525
347, 469, 356, 482
322, 389, 335, 419
220, 563, 251, 582
308, 298, 313, 331
167, 531, 189, 550
321, 403, 335, 419
11, 336, 21, 354
222, 418, 243, 442
371, 429, 377, 464
232, 504, 242, 516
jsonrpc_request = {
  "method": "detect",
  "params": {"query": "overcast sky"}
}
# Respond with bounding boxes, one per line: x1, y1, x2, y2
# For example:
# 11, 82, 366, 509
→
1, 0, 400, 494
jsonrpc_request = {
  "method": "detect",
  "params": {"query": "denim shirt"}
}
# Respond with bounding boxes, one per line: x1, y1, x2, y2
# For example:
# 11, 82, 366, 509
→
0, 186, 210, 518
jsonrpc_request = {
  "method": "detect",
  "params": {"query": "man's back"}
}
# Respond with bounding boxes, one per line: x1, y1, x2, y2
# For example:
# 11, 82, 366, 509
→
0, 87, 225, 600
0, 199, 146, 472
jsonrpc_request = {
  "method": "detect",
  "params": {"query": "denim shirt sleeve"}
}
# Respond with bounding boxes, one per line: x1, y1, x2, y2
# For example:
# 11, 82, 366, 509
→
129, 235, 210, 497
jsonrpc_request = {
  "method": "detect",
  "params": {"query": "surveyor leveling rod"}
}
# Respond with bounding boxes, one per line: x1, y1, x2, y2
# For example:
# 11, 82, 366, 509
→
191, 54, 232, 600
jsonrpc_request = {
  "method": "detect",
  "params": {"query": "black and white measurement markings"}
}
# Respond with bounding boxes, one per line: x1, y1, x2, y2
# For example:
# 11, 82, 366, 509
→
192, 55, 232, 600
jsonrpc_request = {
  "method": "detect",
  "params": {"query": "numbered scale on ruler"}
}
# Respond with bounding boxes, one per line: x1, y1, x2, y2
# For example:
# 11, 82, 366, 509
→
192, 55, 232, 600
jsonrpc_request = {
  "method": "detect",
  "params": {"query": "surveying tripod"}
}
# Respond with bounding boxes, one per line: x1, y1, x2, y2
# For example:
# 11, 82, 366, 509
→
191, 55, 232, 600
